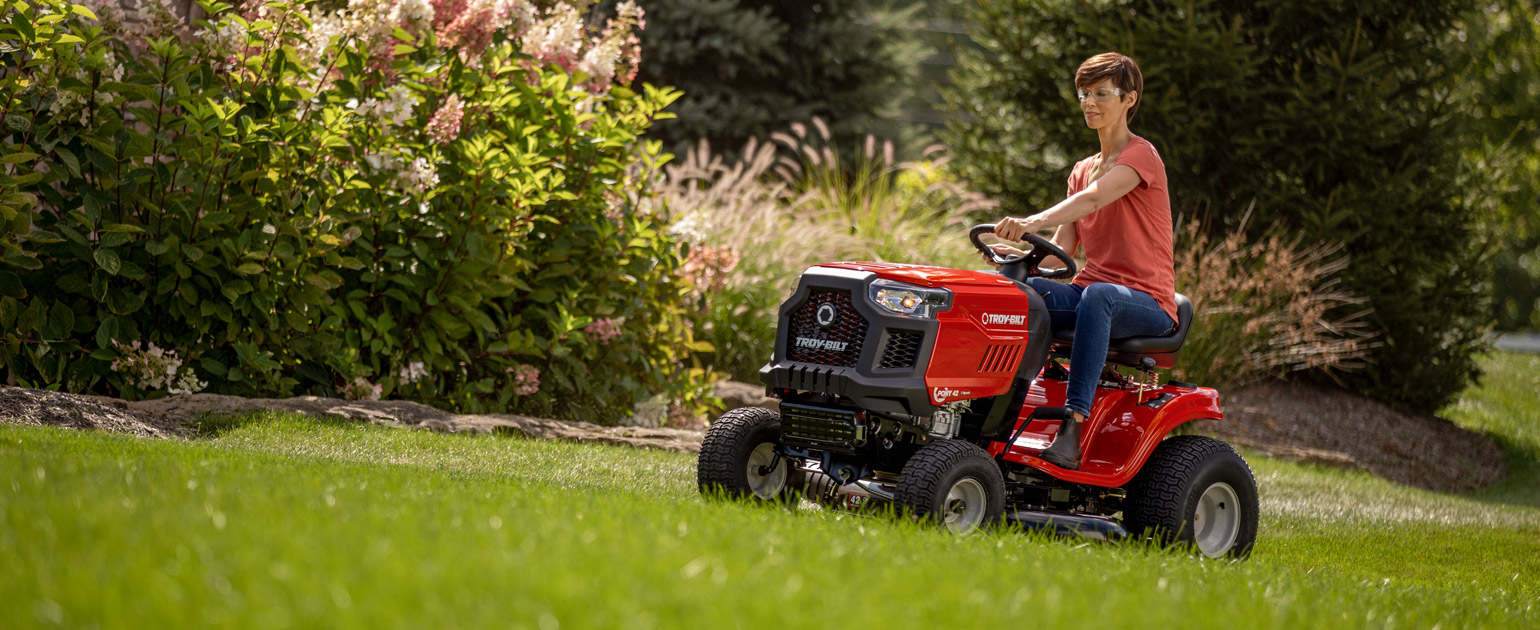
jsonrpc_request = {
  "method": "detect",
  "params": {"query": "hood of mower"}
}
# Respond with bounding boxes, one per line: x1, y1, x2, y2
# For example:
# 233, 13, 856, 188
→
816, 262, 1021, 290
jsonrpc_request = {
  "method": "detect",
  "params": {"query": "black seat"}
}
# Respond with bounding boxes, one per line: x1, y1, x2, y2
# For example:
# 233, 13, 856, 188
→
1050, 293, 1193, 369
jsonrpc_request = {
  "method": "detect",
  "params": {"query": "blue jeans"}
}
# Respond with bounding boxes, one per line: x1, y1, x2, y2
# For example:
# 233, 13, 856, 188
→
1022, 278, 1176, 418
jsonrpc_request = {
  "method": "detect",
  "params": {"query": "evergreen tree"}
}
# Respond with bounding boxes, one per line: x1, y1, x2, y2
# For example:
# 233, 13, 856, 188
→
627, 0, 920, 158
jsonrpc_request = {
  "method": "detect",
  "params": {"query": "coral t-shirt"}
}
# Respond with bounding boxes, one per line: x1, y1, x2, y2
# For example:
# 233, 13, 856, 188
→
1067, 136, 1178, 326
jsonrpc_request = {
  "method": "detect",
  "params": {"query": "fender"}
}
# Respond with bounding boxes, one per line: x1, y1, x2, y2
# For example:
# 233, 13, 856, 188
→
991, 380, 1223, 488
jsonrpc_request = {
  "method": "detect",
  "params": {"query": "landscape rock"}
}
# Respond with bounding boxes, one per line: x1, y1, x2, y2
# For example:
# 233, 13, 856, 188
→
4, 388, 701, 453
713, 380, 779, 413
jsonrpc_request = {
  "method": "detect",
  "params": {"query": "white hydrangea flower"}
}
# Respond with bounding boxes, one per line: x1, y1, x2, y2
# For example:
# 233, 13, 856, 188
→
357, 85, 416, 128
397, 361, 428, 384
396, 157, 439, 194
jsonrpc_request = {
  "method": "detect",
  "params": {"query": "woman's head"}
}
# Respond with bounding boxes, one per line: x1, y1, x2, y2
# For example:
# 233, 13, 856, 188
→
1075, 52, 1142, 127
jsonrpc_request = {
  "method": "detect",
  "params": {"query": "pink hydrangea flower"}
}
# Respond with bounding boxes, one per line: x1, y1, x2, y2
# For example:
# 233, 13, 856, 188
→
584, 317, 624, 345
508, 363, 540, 396
426, 94, 465, 145
344, 376, 384, 401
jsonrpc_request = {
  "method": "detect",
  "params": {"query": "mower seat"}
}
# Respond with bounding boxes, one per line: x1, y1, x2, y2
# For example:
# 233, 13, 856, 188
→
1050, 293, 1193, 369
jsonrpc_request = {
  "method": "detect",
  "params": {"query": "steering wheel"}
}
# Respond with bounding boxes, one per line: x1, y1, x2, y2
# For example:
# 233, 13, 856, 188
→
969, 223, 1078, 280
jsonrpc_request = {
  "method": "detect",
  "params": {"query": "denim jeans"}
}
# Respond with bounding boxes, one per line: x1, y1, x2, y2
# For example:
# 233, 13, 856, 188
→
1022, 278, 1176, 418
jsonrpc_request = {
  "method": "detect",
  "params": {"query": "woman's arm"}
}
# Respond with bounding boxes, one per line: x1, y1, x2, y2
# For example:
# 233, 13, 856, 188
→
1052, 222, 1078, 257
996, 164, 1143, 241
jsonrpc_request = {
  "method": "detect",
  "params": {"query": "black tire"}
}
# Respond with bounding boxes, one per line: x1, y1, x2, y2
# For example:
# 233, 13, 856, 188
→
1123, 435, 1260, 559
697, 407, 794, 501
895, 439, 1006, 534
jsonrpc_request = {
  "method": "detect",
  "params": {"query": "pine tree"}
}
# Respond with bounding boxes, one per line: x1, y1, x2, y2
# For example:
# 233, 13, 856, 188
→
627, 0, 920, 158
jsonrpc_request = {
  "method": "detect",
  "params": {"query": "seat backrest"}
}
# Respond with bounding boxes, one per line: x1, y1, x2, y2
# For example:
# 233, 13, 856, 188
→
1049, 293, 1194, 369
1102, 293, 1193, 369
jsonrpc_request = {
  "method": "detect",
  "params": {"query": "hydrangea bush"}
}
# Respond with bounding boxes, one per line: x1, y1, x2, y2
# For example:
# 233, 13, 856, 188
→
0, 0, 711, 422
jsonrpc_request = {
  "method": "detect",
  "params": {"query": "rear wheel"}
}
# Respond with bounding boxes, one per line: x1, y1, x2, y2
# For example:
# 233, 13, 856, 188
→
895, 439, 1005, 534
697, 407, 793, 501
1123, 435, 1259, 558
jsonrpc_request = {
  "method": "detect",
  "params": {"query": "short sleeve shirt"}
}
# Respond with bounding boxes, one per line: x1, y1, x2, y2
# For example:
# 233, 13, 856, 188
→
1067, 136, 1178, 325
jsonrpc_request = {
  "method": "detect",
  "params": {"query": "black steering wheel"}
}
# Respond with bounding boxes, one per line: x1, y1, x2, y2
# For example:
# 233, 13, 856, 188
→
969, 223, 1078, 280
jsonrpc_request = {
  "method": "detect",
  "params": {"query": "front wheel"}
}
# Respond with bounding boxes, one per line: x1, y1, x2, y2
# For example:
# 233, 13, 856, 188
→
1122, 435, 1260, 559
895, 439, 1006, 534
697, 407, 793, 501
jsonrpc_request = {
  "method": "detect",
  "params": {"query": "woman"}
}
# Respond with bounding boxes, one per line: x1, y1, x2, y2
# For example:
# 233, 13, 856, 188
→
987, 52, 1177, 471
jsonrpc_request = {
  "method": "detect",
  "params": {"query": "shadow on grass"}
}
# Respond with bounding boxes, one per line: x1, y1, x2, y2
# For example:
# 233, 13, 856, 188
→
1470, 436, 1540, 510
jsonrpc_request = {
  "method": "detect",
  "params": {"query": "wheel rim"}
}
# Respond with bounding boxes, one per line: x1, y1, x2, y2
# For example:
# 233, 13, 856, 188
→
746, 442, 788, 500
942, 478, 988, 534
1193, 482, 1242, 558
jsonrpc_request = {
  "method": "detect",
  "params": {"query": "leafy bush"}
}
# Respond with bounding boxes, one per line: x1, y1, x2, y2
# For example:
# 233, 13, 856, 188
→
661, 119, 994, 381
944, 0, 1496, 412
0, 0, 711, 422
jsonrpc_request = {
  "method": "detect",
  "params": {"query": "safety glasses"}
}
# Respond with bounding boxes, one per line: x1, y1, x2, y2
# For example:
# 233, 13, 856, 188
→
1075, 86, 1123, 103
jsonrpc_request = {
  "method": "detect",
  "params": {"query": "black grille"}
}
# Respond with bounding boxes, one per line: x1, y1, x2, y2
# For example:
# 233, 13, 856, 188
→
780, 403, 863, 453
787, 290, 868, 368
878, 330, 924, 369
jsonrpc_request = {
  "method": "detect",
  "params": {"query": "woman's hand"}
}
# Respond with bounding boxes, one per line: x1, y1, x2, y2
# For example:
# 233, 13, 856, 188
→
995, 216, 1045, 241
980, 243, 1026, 267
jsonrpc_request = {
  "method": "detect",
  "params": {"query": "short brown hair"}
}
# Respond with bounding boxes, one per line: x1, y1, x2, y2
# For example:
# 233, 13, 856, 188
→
1075, 52, 1143, 122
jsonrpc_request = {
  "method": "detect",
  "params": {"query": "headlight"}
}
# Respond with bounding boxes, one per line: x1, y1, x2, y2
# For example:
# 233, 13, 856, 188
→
869, 279, 952, 319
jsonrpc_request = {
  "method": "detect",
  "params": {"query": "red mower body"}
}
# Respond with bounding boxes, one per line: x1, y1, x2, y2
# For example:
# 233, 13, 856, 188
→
704, 247, 1258, 556
763, 262, 1221, 489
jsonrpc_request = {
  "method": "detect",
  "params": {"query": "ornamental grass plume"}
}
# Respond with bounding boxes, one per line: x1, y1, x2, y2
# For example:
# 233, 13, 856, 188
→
1171, 213, 1379, 387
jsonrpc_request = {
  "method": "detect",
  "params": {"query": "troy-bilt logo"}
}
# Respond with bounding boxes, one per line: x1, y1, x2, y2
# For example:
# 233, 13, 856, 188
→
980, 312, 1027, 327
796, 337, 848, 352
816, 303, 838, 327
932, 387, 973, 403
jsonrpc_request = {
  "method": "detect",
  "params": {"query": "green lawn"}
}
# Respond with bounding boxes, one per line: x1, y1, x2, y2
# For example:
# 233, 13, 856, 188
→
2, 353, 1537, 628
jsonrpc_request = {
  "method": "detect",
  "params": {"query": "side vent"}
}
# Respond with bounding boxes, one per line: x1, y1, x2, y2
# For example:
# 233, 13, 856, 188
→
977, 344, 1025, 374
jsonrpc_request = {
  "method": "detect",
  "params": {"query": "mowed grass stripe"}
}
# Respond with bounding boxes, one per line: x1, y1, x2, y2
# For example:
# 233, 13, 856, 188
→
2, 415, 1535, 629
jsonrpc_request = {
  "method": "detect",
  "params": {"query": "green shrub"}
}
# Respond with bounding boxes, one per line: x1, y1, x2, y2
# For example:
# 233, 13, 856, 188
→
0, 0, 709, 422
943, 0, 1496, 412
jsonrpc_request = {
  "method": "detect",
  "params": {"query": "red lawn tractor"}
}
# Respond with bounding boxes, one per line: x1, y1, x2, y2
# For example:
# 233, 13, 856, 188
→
697, 225, 1259, 558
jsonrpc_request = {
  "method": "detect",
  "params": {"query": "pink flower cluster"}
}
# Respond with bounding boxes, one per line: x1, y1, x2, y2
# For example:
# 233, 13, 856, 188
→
343, 376, 384, 401
573, 1, 645, 92
584, 317, 624, 345
434, 0, 535, 58
681, 245, 739, 295
426, 94, 465, 145
509, 363, 540, 396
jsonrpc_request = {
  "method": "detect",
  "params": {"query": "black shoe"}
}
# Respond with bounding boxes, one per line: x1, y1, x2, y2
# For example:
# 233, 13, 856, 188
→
1039, 412, 1082, 470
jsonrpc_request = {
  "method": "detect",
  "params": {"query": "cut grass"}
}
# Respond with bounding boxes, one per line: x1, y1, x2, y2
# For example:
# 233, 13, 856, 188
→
1, 352, 1536, 628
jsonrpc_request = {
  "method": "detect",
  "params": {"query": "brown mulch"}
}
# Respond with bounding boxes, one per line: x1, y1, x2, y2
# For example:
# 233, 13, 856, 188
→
0, 379, 1508, 493
1189, 381, 1506, 493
